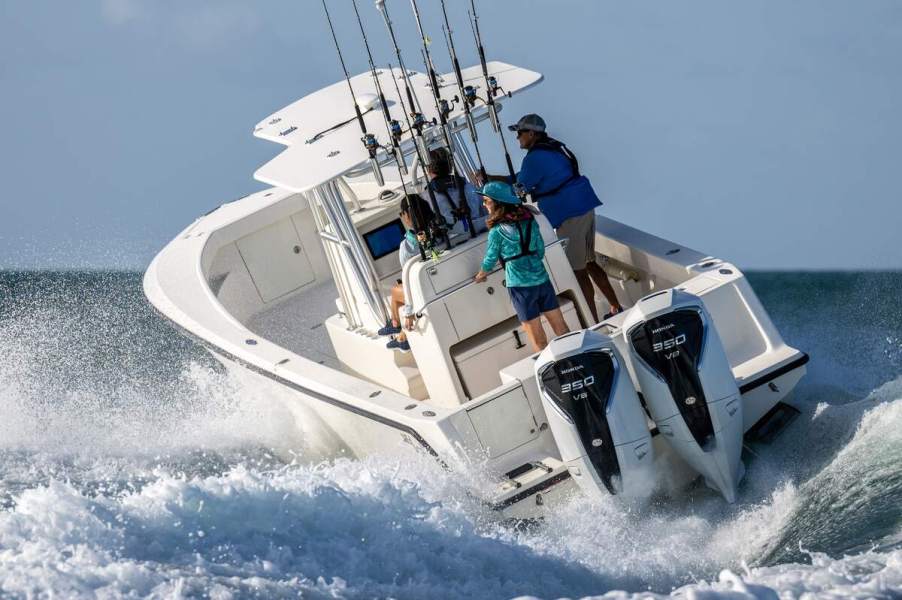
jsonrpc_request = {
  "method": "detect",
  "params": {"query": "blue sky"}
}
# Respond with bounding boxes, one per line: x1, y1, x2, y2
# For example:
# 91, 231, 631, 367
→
1, 0, 900, 270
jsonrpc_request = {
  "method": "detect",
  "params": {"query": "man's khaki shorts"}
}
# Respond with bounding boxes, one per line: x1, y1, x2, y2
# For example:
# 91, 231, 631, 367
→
556, 210, 596, 270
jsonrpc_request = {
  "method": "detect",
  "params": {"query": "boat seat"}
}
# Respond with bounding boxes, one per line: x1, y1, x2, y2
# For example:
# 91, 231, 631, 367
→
324, 313, 428, 400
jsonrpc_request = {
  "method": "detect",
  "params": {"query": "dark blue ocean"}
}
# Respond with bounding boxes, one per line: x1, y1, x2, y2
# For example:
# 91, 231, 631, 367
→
0, 270, 900, 599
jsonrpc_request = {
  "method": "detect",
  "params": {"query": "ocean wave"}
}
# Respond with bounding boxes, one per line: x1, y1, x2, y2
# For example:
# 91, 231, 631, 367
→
1, 272, 901, 598
0, 388, 898, 599
0, 436, 899, 599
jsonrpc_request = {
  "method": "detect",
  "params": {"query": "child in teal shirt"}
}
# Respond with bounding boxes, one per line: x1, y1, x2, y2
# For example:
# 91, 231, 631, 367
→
474, 182, 569, 351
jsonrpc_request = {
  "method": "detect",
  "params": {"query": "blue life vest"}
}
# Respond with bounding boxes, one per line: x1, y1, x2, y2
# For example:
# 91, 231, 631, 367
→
517, 138, 601, 229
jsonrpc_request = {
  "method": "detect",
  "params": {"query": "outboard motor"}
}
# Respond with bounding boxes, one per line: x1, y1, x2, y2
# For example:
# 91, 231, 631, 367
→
535, 330, 654, 499
622, 289, 744, 502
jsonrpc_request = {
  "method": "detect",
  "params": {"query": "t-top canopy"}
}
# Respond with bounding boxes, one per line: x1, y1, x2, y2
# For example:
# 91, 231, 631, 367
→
253, 61, 542, 193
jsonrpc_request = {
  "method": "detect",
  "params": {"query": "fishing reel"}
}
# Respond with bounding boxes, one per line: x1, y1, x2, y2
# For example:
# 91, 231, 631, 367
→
407, 111, 433, 169
361, 133, 385, 186
383, 123, 409, 176
411, 111, 428, 132
488, 76, 511, 99
463, 85, 478, 107
438, 98, 454, 121
446, 95, 463, 118
389, 119, 404, 143
362, 133, 380, 157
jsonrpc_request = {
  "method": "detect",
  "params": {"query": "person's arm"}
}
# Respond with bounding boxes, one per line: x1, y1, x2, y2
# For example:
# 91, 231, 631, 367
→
475, 229, 500, 281
517, 152, 545, 194
474, 173, 517, 186
398, 230, 420, 266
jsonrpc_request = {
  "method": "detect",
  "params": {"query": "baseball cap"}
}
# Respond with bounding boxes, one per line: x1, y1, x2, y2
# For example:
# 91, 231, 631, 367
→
507, 113, 546, 133
476, 181, 521, 205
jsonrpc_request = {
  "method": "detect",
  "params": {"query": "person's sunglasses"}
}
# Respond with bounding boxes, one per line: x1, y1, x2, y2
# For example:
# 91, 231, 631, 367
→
516, 129, 530, 137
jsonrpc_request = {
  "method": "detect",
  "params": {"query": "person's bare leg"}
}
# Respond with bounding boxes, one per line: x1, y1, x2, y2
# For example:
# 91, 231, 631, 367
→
574, 268, 599, 323
543, 307, 570, 337
389, 283, 404, 326
587, 261, 622, 313
387, 284, 409, 343
522, 317, 548, 352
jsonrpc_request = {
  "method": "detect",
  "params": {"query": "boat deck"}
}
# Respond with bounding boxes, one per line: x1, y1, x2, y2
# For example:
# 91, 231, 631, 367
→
246, 280, 342, 370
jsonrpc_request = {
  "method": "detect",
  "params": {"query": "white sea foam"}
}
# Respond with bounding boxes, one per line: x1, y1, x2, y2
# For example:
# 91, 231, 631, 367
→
0, 448, 899, 599
0, 384, 900, 599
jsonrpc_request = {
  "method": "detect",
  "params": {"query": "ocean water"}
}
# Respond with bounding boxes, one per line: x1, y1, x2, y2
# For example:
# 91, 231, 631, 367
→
0, 270, 900, 599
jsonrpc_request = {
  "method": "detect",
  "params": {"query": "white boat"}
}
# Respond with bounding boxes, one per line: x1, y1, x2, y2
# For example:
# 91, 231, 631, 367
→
143, 56, 808, 518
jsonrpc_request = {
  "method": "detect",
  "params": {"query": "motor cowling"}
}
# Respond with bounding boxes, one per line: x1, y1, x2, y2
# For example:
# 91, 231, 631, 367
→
535, 330, 654, 499
622, 289, 744, 502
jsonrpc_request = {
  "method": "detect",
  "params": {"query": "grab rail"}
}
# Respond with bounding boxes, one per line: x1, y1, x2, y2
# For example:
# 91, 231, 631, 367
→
318, 231, 350, 247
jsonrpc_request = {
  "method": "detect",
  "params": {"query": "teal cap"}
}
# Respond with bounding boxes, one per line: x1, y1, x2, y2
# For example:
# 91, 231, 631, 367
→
477, 181, 521, 205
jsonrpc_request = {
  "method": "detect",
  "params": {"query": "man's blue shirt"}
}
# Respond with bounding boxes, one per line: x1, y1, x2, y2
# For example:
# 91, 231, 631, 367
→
516, 147, 601, 229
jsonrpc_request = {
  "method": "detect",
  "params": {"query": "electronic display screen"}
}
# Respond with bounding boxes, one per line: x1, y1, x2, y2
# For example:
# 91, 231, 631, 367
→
363, 219, 405, 260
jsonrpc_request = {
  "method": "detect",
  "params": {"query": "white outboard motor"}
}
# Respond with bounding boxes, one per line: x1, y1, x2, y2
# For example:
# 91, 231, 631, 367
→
622, 289, 744, 502
535, 330, 655, 499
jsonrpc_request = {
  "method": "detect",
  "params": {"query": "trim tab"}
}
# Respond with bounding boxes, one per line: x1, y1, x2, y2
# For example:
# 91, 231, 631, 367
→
492, 471, 572, 510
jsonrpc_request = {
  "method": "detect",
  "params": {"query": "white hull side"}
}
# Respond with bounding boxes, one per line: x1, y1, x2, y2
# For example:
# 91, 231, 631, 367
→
210, 349, 433, 463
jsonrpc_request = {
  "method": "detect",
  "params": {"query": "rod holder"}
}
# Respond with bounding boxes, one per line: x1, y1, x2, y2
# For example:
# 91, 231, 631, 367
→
394, 147, 409, 176
415, 136, 431, 168
466, 113, 478, 143
488, 104, 501, 133
370, 157, 385, 187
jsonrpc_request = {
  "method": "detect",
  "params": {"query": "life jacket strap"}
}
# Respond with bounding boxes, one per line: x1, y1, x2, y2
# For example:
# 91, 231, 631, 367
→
527, 137, 581, 200
430, 175, 469, 215
499, 220, 536, 267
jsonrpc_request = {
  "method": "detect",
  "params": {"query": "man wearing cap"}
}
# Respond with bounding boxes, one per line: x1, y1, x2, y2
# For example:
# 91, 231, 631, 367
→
482, 114, 623, 321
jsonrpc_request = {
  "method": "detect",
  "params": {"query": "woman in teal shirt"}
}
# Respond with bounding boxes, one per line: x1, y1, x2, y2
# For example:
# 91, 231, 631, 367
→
474, 182, 570, 352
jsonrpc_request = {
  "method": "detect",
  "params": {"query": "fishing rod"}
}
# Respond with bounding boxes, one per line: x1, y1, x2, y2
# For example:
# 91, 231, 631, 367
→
468, 0, 516, 180
439, 1, 477, 144
351, 0, 408, 178
374, 0, 432, 170
321, 0, 385, 187
305, 104, 377, 145
349, 0, 431, 260
386, 61, 451, 251
408, 0, 476, 238
438, 0, 486, 181
375, 0, 458, 248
